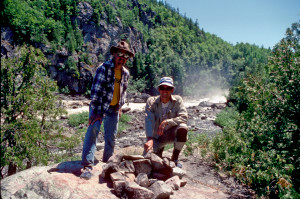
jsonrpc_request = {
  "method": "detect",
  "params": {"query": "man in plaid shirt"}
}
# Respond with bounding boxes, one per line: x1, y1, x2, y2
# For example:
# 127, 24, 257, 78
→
80, 40, 134, 180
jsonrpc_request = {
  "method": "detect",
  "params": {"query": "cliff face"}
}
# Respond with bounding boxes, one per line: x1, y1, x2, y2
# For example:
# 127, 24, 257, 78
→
1, 1, 149, 94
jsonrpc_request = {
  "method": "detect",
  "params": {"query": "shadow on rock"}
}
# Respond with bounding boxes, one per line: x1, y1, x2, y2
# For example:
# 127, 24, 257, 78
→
47, 160, 82, 176
47, 158, 101, 177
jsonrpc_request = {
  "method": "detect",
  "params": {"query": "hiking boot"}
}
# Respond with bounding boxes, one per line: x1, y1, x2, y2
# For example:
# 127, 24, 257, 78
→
80, 166, 92, 180
171, 149, 183, 168
173, 160, 183, 168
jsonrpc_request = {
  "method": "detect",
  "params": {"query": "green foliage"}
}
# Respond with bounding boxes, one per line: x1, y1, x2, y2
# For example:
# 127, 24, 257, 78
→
65, 56, 80, 78
211, 22, 300, 197
214, 106, 239, 128
163, 143, 173, 151
68, 111, 132, 134
118, 114, 132, 133
184, 131, 210, 157
0, 45, 82, 177
68, 111, 89, 127
59, 86, 70, 94
128, 77, 148, 92
2, 0, 271, 94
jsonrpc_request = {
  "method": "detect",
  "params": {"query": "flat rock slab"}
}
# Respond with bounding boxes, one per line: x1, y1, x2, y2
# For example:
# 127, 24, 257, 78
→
1, 160, 230, 199
1, 161, 118, 199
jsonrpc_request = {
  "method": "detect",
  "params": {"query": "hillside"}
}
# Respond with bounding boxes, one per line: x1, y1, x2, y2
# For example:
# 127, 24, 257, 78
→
1, 0, 270, 95
2, 0, 298, 198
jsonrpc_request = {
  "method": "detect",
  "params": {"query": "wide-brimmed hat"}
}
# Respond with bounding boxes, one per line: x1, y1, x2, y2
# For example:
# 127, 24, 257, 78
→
110, 40, 135, 58
158, 77, 174, 88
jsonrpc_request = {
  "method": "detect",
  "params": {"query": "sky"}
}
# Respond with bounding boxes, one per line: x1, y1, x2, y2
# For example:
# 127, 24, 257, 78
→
164, 0, 300, 49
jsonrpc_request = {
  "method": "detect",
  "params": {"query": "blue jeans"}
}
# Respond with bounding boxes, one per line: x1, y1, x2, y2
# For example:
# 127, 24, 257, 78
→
81, 105, 119, 167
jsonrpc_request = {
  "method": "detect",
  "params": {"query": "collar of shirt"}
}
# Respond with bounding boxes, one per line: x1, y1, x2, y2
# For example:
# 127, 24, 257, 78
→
154, 95, 177, 104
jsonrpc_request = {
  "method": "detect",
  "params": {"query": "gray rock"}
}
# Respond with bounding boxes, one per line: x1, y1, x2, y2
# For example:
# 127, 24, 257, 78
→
199, 101, 214, 107
77, 2, 94, 23
135, 173, 149, 187
119, 160, 135, 173
151, 172, 170, 181
110, 171, 125, 182
133, 98, 146, 103
101, 162, 120, 179
133, 159, 152, 177
122, 107, 131, 113
1, 161, 118, 199
150, 153, 165, 170
107, 153, 124, 163
125, 181, 154, 199
172, 167, 186, 179
165, 175, 181, 190
123, 154, 145, 160
125, 173, 136, 182
149, 180, 173, 199
113, 180, 126, 197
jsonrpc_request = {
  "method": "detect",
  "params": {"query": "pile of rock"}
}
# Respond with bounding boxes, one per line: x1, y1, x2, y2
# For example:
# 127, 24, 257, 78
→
101, 152, 187, 199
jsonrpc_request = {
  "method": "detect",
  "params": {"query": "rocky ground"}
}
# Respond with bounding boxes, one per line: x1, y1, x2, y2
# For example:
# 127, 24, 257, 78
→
59, 94, 255, 198
1, 94, 255, 199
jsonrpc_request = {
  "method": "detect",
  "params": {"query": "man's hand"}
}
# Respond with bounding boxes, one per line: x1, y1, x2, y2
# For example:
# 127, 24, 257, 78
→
157, 120, 168, 136
89, 113, 102, 126
119, 108, 122, 118
144, 138, 153, 152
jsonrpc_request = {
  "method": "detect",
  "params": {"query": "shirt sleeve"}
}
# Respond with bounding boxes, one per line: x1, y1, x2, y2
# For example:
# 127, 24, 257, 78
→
90, 64, 106, 114
165, 96, 188, 128
145, 97, 155, 138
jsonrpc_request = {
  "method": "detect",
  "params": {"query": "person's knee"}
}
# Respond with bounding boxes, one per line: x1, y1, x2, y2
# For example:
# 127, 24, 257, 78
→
176, 127, 188, 142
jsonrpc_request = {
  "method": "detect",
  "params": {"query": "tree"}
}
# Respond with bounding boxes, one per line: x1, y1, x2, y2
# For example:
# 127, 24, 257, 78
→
0, 45, 77, 177
219, 22, 300, 197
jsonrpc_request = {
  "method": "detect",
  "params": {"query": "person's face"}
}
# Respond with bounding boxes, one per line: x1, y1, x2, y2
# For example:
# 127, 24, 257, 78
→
113, 49, 130, 66
158, 85, 174, 103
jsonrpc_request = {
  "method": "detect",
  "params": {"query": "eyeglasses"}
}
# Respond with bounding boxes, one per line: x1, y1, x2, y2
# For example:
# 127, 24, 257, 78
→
159, 86, 173, 91
117, 52, 130, 59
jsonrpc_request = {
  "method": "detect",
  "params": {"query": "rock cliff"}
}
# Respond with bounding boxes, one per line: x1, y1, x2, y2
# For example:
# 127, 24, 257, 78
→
1, 1, 149, 94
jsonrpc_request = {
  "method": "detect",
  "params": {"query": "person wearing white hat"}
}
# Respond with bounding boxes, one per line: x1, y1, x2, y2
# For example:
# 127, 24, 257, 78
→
144, 77, 188, 168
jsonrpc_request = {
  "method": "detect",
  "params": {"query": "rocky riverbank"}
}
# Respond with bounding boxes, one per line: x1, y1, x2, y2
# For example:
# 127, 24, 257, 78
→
60, 94, 255, 198
1, 94, 255, 198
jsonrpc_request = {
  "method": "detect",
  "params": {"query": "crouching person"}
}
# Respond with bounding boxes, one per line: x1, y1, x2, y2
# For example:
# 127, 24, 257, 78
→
144, 77, 188, 168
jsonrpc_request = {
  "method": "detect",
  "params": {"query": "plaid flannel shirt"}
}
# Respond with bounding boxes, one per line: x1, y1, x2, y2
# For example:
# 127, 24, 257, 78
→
90, 59, 130, 116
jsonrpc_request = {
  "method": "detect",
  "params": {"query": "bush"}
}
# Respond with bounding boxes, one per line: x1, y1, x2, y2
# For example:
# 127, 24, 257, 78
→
211, 22, 300, 197
118, 114, 132, 133
214, 106, 239, 128
68, 111, 89, 127
68, 111, 131, 134
184, 131, 210, 157
0, 45, 81, 177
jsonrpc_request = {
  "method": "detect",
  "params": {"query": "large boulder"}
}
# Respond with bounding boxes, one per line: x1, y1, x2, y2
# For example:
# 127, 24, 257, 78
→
1, 152, 230, 199
0, 161, 117, 199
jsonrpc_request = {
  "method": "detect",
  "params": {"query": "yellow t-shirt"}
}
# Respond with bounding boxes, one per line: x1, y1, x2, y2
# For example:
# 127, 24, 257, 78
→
110, 69, 122, 106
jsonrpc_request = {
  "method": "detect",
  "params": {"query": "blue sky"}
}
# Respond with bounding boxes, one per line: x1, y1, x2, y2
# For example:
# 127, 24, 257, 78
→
165, 0, 300, 49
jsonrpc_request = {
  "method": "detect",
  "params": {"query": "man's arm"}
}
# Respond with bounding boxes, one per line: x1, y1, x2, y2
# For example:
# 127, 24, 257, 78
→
89, 65, 106, 125
145, 97, 155, 138
164, 96, 188, 128
144, 97, 155, 151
